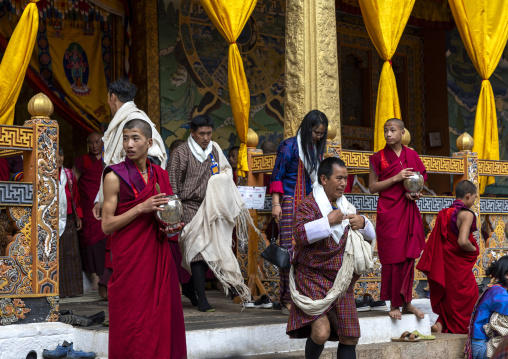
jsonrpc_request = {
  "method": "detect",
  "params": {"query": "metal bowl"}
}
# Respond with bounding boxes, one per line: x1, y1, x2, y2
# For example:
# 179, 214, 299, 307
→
403, 171, 424, 196
156, 194, 183, 228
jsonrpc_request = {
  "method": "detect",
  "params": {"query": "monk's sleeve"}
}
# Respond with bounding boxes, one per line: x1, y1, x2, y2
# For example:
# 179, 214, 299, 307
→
269, 142, 291, 195
168, 146, 185, 196
293, 201, 330, 246
369, 152, 381, 177
71, 172, 83, 218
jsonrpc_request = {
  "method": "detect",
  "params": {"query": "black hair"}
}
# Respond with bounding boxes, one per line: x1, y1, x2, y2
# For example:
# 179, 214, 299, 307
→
455, 180, 477, 199
58, 146, 64, 156
190, 115, 214, 131
297, 110, 328, 174
486, 256, 508, 288
317, 157, 346, 185
229, 146, 240, 154
261, 140, 277, 154
385, 118, 405, 130
169, 139, 184, 152
123, 119, 152, 139
108, 78, 137, 103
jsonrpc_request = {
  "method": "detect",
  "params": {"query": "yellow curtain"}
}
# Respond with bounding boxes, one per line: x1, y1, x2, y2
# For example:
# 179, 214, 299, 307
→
358, 0, 415, 151
449, 0, 508, 193
0, 0, 39, 125
199, 0, 257, 176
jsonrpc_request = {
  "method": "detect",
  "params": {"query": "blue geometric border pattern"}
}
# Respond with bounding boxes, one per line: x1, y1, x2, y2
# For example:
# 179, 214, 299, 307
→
262, 194, 508, 214
0, 182, 33, 206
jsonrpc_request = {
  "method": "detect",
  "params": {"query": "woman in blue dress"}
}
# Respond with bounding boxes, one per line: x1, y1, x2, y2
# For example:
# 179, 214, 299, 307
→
465, 256, 508, 359
270, 109, 328, 314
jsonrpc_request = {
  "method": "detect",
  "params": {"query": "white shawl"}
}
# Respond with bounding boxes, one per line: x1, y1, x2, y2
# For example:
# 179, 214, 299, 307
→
297, 131, 318, 184
289, 184, 375, 316
179, 142, 256, 302
188, 135, 213, 163
58, 169, 68, 236
96, 102, 167, 205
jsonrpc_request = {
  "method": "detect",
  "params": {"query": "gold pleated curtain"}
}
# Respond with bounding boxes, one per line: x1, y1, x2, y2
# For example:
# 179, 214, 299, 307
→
449, 0, 508, 193
358, 0, 416, 151
200, 0, 257, 176
0, 0, 39, 125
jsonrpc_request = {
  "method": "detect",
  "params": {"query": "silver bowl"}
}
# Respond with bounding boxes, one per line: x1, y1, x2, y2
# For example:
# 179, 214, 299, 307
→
156, 194, 183, 229
403, 171, 424, 196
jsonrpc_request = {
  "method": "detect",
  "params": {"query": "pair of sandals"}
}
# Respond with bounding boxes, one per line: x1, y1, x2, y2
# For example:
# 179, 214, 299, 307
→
391, 330, 436, 342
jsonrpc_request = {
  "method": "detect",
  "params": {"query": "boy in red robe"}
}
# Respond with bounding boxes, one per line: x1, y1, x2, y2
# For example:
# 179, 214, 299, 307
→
101, 119, 186, 359
369, 118, 427, 320
417, 180, 479, 334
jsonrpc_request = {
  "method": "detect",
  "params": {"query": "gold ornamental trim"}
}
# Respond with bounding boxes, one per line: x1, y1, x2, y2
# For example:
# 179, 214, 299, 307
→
0, 126, 33, 150
478, 159, 508, 177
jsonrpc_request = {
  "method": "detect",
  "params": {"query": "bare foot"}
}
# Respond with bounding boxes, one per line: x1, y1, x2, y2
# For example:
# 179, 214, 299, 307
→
91, 273, 99, 291
388, 307, 402, 320
98, 284, 108, 300
402, 303, 425, 319
431, 322, 442, 333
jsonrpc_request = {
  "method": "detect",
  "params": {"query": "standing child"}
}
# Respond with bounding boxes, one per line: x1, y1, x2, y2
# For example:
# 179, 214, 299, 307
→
417, 180, 479, 334
369, 118, 427, 320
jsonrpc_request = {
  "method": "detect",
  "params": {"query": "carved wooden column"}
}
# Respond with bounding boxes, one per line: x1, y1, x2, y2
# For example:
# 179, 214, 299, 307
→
285, 0, 341, 144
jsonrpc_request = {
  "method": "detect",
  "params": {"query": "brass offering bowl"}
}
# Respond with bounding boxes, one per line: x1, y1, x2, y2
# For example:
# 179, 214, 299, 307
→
403, 171, 424, 196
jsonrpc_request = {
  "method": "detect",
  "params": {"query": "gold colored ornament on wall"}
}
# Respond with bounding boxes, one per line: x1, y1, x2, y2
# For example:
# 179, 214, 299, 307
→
247, 128, 259, 148
457, 132, 474, 152
402, 129, 411, 146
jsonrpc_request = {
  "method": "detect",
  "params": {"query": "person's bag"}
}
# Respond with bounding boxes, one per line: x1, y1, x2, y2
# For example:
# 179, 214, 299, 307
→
260, 219, 291, 270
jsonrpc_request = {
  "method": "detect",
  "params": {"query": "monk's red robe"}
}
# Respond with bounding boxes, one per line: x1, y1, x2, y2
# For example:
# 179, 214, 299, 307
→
106, 158, 186, 359
417, 200, 479, 334
75, 153, 108, 276
370, 145, 427, 306
0, 159, 10, 181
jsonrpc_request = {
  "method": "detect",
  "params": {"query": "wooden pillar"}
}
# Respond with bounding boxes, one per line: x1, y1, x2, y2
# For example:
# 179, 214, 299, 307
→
285, 0, 341, 142
131, 0, 161, 131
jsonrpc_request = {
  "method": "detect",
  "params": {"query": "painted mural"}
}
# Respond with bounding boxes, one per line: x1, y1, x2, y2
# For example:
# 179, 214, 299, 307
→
158, 0, 285, 152
447, 28, 508, 195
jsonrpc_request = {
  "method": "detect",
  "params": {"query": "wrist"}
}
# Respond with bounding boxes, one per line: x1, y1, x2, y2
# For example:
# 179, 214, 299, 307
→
272, 203, 280, 206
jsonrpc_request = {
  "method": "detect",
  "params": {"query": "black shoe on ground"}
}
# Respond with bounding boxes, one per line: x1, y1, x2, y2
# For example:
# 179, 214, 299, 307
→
87, 311, 105, 325
58, 310, 73, 316
253, 294, 273, 309
355, 296, 370, 312
370, 300, 388, 311
26, 350, 37, 359
182, 283, 199, 306
59, 314, 93, 327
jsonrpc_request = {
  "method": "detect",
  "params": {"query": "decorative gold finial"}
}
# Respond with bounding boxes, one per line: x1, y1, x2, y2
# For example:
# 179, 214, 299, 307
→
457, 132, 474, 152
28, 93, 53, 118
402, 128, 411, 146
327, 122, 338, 140
246, 128, 259, 148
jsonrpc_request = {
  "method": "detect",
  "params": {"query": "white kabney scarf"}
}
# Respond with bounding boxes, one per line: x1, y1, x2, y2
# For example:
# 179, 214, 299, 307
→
297, 131, 318, 184
289, 184, 375, 316
97, 102, 168, 205
187, 135, 213, 163
180, 142, 256, 302
58, 169, 68, 236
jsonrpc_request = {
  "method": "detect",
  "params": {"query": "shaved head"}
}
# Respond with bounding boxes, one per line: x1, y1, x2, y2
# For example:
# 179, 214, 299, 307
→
124, 119, 152, 139
87, 132, 103, 156
87, 132, 103, 141
385, 118, 405, 130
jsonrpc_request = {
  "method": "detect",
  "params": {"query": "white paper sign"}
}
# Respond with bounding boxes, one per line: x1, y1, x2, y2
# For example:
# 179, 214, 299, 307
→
238, 186, 267, 210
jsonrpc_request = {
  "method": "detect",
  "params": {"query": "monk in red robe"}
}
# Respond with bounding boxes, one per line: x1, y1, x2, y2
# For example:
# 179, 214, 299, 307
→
73, 132, 109, 297
0, 159, 10, 181
369, 118, 427, 320
102, 119, 186, 359
417, 180, 479, 334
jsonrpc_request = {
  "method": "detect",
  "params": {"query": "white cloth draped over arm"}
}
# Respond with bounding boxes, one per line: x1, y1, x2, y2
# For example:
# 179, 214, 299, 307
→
304, 217, 332, 244
359, 216, 375, 242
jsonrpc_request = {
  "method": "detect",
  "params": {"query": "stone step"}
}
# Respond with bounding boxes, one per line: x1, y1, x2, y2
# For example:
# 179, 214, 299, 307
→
245, 333, 467, 359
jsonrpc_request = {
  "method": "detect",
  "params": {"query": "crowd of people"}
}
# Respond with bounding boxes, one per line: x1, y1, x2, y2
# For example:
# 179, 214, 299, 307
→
4, 78, 507, 358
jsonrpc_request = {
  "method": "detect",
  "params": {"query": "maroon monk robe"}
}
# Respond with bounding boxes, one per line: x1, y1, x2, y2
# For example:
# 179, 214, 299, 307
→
0, 159, 10, 181
370, 145, 427, 307
106, 158, 186, 359
417, 200, 479, 334
75, 153, 108, 276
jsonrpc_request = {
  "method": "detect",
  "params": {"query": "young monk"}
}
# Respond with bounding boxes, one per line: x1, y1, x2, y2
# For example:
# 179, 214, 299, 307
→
101, 119, 186, 359
417, 180, 479, 334
369, 118, 427, 320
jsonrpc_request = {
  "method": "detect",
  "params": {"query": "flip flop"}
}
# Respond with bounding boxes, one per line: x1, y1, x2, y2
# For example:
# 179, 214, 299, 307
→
391, 331, 421, 342
411, 330, 435, 340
